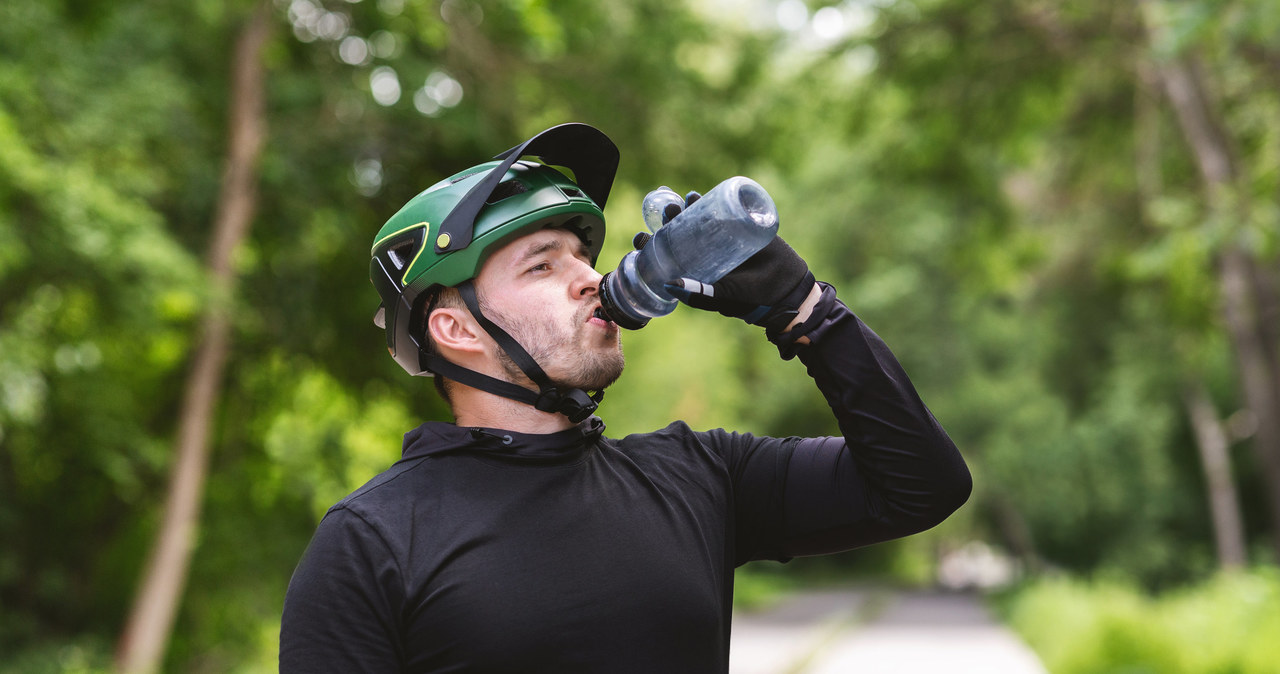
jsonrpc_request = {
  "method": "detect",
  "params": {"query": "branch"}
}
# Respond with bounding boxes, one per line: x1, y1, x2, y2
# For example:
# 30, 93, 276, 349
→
114, 4, 271, 672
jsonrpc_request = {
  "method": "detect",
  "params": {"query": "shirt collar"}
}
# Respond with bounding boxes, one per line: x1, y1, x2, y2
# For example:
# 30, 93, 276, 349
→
401, 416, 606, 463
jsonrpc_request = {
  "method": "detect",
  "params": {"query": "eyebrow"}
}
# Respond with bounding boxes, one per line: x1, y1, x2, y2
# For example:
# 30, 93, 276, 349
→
513, 235, 591, 266
514, 238, 563, 266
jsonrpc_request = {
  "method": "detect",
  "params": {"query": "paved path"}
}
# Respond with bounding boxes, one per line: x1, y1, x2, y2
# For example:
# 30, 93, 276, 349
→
730, 588, 1048, 674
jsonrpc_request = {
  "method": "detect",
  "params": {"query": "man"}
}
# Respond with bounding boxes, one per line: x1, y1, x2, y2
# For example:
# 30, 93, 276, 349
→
280, 123, 970, 672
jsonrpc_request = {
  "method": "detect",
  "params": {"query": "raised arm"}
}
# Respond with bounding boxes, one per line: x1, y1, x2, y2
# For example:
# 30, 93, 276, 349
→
773, 283, 970, 556
667, 228, 970, 563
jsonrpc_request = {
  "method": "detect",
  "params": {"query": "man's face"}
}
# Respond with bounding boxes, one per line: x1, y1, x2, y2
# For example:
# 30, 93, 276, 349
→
473, 227, 624, 392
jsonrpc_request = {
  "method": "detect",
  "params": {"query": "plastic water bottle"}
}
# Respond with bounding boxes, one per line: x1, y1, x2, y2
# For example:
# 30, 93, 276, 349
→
598, 176, 779, 329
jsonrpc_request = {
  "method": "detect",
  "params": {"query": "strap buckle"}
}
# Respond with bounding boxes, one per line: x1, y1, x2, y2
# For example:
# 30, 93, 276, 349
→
533, 387, 602, 423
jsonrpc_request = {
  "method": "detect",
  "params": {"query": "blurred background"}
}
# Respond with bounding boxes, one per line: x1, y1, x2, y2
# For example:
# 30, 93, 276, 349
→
2, 0, 1279, 671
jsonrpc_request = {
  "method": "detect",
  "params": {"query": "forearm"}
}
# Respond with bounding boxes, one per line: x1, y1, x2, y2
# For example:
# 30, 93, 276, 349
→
778, 284, 971, 554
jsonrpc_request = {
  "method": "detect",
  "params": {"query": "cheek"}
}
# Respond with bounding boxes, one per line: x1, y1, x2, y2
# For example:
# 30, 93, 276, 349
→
483, 280, 576, 332
502, 290, 572, 334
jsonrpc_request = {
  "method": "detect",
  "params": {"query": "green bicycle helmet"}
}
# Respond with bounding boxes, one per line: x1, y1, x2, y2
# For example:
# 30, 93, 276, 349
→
369, 123, 619, 420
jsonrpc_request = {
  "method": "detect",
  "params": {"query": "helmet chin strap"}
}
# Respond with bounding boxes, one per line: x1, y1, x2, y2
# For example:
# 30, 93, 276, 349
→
421, 281, 603, 423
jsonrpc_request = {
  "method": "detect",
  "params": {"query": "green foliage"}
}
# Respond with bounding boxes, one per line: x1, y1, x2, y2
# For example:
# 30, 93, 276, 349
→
3, 0, 1280, 669
0, 0, 210, 651
732, 564, 800, 613
1001, 569, 1280, 674
0, 637, 113, 674
255, 358, 414, 518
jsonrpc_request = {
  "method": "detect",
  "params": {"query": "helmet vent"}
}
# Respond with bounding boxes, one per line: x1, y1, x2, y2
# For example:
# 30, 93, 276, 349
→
449, 167, 488, 185
485, 179, 528, 204
386, 240, 414, 270
560, 186, 583, 198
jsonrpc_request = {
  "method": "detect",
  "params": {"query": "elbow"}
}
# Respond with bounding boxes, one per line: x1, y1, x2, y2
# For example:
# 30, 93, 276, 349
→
943, 464, 973, 515
923, 461, 973, 528
921, 433, 973, 523
897, 461, 972, 533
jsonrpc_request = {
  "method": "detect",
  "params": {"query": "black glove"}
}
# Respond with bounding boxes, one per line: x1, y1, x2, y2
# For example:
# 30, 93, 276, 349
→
656, 191, 816, 336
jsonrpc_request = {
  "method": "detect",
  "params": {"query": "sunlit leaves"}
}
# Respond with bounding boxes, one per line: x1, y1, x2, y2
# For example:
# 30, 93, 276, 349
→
259, 363, 412, 517
4, 0, 1279, 666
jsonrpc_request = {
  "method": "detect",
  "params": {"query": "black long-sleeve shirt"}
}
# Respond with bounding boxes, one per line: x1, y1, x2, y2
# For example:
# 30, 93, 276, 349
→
280, 287, 970, 672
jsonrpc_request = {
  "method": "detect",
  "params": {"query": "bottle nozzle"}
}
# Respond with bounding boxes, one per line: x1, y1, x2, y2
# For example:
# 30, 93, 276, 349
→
598, 270, 651, 330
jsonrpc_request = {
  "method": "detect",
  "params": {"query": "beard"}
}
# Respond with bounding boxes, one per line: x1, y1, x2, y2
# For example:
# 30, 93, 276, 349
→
484, 300, 625, 393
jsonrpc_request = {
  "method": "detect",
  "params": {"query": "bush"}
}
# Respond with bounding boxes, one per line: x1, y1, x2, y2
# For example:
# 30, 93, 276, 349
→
999, 568, 1280, 674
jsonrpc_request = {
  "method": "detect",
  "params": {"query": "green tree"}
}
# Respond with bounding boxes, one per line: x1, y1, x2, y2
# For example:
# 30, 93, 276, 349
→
822, 0, 1279, 577
5, 0, 1277, 669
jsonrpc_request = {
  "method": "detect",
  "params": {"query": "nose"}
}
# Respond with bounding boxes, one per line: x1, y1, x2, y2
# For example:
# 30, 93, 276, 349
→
569, 258, 602, 299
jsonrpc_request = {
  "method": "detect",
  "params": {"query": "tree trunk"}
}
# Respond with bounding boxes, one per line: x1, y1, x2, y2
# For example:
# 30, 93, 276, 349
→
1141, 0, 1280, 561
115, 5, 271, 672
1182, 385, 1248, 569
1217, 247, 1280, 550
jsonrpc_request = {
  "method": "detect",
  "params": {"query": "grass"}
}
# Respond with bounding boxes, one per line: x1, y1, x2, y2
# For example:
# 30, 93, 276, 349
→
995, 567, 1280, 674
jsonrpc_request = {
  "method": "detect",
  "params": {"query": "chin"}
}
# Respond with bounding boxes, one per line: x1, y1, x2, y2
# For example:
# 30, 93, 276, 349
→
559, 352, 625, 392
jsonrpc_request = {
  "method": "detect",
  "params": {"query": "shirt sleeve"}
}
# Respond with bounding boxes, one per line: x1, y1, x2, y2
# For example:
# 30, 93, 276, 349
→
280, 506, 405, 673
725, 283, 971, 562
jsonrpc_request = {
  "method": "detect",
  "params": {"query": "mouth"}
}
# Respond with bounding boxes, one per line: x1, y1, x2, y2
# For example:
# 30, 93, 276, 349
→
589, 306, 617, 329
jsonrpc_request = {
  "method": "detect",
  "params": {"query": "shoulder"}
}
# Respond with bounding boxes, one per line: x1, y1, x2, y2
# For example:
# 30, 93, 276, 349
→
616, 422, 804, 491
332, 455, 431, 511
612, 420, 702, 454
312, 454, 437, 548
612, 420, 772, 453
622, 420, 769, 450
608, 420, 751, 478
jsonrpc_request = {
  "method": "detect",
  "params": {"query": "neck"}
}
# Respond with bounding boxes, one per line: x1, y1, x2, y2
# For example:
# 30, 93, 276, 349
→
449, 384, 578, 434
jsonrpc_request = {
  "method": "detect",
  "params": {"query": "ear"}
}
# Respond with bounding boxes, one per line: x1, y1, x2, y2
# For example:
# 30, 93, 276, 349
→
427, 307, 485, 356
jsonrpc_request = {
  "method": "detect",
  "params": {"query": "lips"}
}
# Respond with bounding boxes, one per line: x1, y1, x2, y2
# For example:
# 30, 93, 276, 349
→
589, 305, 616, 328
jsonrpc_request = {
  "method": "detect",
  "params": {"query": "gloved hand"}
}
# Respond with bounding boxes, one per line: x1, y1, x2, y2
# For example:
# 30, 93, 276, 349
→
655, 190, 816, 336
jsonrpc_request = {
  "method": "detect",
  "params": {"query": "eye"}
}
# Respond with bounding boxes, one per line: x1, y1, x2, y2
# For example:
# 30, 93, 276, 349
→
527, 262, 551, 274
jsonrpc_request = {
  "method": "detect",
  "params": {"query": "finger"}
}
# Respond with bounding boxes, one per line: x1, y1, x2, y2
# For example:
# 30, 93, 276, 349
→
684, 191, 702, 206
665, 280, 720, 311
668, 278, 715, 298
661, 202, 683, 225
664, 278, 715, 303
